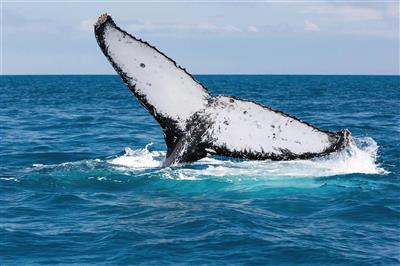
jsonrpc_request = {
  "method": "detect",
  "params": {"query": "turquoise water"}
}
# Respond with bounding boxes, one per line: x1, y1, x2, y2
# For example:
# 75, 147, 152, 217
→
1, 75, 399, 265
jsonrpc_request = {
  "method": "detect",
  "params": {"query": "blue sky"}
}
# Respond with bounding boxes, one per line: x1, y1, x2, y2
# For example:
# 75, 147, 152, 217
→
2, 1, 399, 75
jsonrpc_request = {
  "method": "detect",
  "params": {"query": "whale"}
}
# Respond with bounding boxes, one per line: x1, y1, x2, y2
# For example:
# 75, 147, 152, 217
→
94, 14, 351, 167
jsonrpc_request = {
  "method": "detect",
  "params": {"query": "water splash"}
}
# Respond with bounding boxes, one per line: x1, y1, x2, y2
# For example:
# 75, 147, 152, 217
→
108, 143, 163, 169
107, 137, 387, 180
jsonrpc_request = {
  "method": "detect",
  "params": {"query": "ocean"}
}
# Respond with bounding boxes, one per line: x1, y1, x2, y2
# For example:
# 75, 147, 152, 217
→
1, 75, 399, 265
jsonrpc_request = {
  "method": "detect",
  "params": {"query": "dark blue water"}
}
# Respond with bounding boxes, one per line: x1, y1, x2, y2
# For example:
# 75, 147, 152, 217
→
1, 75, 399, 265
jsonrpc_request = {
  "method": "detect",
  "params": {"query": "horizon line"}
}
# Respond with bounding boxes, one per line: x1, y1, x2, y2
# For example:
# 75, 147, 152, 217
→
1, 73, 399, 76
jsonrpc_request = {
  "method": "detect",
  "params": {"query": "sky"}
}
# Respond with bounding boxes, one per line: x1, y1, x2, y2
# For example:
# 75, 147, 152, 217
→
2, 1, 399, 75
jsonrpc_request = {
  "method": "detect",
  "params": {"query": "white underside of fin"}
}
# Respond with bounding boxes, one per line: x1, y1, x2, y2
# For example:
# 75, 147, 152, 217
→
101, 24, 210, 130
204, 96, 335, 155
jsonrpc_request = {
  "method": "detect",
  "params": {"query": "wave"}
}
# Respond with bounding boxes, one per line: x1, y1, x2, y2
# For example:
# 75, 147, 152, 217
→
0, 137, 387, 191
108, 143, 164, 169
106, 137, 387, 180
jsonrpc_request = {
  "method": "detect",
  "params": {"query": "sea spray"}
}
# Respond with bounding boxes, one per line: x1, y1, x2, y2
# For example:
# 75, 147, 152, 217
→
107, 137, 386, 179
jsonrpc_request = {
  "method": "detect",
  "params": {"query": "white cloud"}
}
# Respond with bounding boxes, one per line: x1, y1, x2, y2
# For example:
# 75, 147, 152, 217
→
79, 18, 96, 32
127, 22, 241, 35
247, 25, 259, 33
304, 20, 320, 32
4, 11, 54, 33
79, 18, 243, 35
305, 5, 383, 21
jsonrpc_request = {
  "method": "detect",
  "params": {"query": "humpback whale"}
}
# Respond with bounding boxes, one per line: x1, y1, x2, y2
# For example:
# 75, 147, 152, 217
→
94, 14, 351, 167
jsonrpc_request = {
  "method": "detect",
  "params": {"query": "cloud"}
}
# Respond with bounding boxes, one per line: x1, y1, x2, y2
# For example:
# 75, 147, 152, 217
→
79, 18, 244, 36
82, 20, 294, 37
304, 20, 320, 32
247, 25, 259, 33
127, 22, 241, 34
4, 10, 51, 32
304, 5, 383, 21
79, 18, 96, 32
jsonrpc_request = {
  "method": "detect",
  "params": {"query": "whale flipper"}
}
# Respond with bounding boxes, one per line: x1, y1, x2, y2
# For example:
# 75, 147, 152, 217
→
94, 14, 351, 167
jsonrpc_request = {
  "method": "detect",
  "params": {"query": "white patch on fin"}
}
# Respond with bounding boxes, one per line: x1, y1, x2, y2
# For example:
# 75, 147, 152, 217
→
95, 14, 210, 130
205, 96, 339, 157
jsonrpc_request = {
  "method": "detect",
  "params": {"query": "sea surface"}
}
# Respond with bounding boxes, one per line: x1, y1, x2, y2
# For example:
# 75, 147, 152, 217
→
1, 75, 399, 265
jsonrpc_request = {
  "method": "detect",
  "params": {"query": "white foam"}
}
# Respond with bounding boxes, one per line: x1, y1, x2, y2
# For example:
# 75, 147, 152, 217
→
106, 137, 387, 179
108, 143, 164, 169
0, 176, 19, 182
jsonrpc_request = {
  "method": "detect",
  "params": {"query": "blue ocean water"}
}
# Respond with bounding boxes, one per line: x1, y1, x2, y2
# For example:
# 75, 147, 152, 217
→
0, 75, 399, 265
